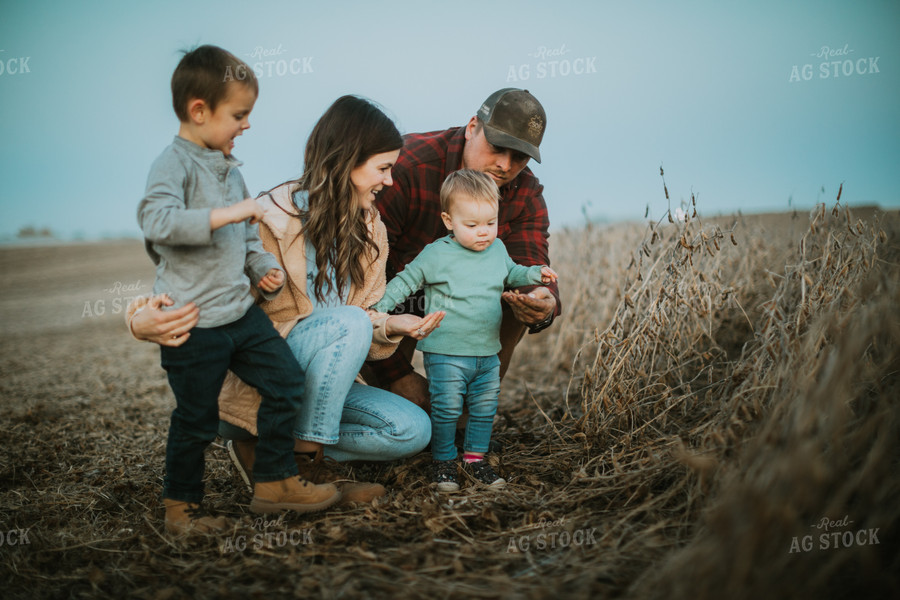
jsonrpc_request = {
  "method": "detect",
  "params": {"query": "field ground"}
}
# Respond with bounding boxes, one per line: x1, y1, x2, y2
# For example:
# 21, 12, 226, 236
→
1, 204, 898, 599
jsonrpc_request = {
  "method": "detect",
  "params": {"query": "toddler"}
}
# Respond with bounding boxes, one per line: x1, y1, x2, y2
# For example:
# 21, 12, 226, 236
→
372, 169, 557, 491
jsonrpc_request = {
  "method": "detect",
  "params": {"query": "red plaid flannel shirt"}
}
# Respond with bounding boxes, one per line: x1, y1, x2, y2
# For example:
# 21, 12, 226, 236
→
369, 126, 561, 384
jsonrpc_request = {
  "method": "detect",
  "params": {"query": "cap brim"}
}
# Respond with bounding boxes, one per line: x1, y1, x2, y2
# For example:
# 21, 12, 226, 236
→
482, 126, 541, 164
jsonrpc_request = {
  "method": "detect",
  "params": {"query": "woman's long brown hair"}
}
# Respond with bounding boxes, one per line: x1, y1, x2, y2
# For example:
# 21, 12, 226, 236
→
277, 95, 402, 303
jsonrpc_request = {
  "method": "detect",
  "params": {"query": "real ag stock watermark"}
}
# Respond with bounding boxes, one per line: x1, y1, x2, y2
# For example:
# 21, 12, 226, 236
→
390, 292, 456, 315
219, 513, 314, 554
789, 43, 880, 83
224, 43, 314, 82
506, 42, 597, 83
506, 517, 597, 553
788, 515, 880, 553
81, 280, 147, 318
0, 50, 31, 77
0, 526, 32, 548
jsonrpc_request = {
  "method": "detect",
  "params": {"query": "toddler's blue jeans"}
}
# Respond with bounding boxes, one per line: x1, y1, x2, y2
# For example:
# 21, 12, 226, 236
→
423, 353, 500, 462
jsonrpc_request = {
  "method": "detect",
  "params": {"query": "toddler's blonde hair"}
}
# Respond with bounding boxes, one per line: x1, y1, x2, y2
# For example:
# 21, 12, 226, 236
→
440, 169, 500, 214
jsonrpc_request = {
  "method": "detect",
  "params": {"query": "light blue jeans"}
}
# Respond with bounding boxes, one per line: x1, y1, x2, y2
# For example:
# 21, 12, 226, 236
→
219, 306, 430, 462
423, 352, 501, 462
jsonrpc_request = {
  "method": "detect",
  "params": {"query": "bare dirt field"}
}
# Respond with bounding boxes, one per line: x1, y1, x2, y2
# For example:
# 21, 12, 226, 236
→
1, 203, 898, 599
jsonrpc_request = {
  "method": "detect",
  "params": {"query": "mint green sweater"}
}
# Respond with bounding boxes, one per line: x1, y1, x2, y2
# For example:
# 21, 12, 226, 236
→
372, 236, 544, 356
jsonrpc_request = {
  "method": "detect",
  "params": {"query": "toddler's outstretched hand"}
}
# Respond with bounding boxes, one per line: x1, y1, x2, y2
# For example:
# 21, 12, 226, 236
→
540, 266, 559, 284
258, 268, 284, 293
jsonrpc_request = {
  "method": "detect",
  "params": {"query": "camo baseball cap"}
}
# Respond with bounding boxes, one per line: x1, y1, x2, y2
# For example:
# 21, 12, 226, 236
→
476, 88, 546, 163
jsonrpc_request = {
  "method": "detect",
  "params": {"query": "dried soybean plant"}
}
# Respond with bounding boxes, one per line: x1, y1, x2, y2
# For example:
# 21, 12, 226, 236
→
564, 173, 897, 598
629, 192, 900, 600
576, 167, 744, 438
699, 190, 889, 452
509, 215, 646, 395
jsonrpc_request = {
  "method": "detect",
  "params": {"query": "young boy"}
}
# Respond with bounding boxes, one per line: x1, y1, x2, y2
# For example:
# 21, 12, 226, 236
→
371, 169, 558, 491
138, 45, 340, 534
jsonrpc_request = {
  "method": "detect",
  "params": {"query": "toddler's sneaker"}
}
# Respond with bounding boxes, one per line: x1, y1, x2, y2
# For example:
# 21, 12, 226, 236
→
464, 459, 506, 488
432, 460, 460, 492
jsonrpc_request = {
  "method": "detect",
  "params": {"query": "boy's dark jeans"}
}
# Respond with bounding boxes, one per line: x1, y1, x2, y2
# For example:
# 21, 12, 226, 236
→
160, 304, 300, 503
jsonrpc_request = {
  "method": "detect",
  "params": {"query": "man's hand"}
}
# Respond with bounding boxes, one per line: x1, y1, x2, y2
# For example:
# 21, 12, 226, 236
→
501, 286, 555, 325
130, 294, 199, 346
389, 371, 431, 415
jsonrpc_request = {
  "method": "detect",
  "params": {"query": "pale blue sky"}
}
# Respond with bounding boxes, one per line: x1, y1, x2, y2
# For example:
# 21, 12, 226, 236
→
1, 0, 897, 240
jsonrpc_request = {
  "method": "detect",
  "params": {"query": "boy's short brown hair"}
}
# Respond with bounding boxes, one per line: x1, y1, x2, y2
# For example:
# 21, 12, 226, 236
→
171, 45, 258, 122
440, 169, 500, 214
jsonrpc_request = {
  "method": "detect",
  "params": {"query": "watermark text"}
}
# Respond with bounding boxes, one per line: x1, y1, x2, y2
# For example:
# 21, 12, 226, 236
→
789, 43, 880, 82
82, 280, 147, 318
788, 515, 880, 553
0, 50, 31, 76
507, 526, 596, 552
0, 527, 31, 547
224, 44, 314, 81
220, 513, 314, 553
507, 43, 597, 82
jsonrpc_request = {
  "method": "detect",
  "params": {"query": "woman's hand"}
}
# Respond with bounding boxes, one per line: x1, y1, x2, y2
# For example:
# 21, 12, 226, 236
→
130, 293, 199, 346
385, 311, 445, 341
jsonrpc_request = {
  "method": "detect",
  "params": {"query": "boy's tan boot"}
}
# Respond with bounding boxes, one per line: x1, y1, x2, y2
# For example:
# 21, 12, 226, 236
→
163, 499, 229, 535
250, 476, 341, 514
295, 450, 386, 506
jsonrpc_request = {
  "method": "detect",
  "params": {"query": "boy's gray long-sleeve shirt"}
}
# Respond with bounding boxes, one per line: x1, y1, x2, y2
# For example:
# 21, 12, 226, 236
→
138, 136, 282, 328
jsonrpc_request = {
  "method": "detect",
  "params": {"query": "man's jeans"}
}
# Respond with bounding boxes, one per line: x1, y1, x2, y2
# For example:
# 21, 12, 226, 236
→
161, 304, 300, 503
423, 352, 500, 462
